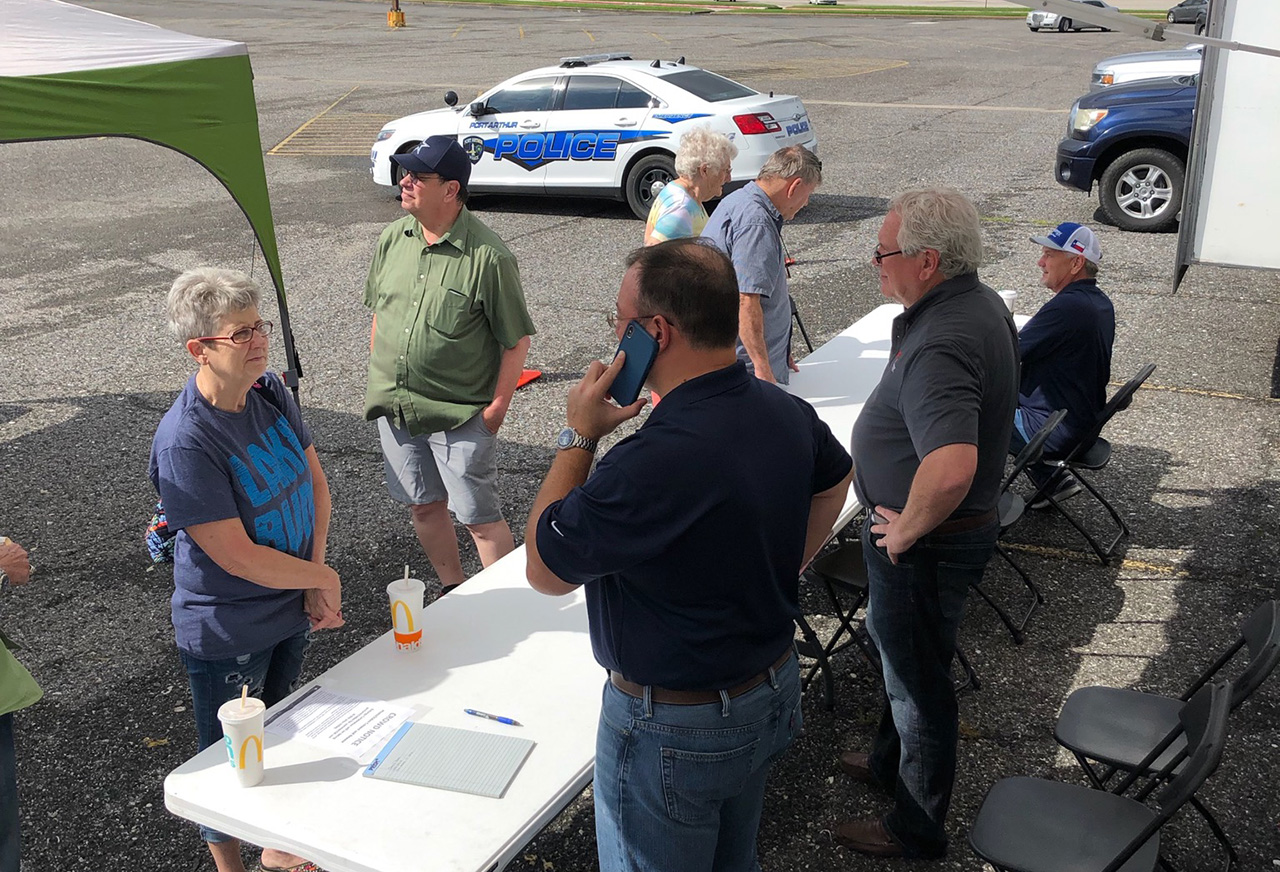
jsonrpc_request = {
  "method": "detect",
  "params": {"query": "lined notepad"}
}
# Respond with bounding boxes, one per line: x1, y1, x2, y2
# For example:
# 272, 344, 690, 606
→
363, 722, 535, 799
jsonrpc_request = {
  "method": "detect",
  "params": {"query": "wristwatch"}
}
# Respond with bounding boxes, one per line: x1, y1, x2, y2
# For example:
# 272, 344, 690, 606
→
0, 568, 8, 591
556, 426, 598, 454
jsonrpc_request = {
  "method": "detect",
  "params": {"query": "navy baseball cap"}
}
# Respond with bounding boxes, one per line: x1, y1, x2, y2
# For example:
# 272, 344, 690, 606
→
392, 135, 471, 187
1031, 221, 1101, 262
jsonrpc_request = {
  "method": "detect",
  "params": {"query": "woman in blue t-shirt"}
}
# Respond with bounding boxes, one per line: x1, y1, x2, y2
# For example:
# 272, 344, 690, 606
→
150, 267, 342, 872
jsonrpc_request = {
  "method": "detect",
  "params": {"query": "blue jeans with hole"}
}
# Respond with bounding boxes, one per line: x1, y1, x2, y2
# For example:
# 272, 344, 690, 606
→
0, 713, 20, 872
179, 630, 311, 843
862, 515, 997, 858
594, 651, 801, 872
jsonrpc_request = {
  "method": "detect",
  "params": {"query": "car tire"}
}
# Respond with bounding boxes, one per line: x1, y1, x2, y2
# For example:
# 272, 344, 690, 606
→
624, 153, 676, 220
1028, 25, 1038, 31
1098, 147, 1184, 232
1195, 17, 1206, 34
1166, 11, 1175, 21
390, 143, 421, 187
1057, 17, 1072, 31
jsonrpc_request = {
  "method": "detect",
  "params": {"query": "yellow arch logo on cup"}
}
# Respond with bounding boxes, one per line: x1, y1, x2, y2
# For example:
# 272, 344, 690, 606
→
239, 734, 263, 768
392, 598, 423, 648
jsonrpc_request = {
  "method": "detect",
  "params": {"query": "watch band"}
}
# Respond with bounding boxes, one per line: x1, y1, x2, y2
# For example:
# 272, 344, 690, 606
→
557, 427, 598, 454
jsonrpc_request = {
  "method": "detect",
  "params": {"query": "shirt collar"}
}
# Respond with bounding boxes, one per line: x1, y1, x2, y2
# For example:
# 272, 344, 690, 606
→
412, 207, 472, 251
899, 271, 982, 327
745, 181, 783, 225
647, 361, 751, 421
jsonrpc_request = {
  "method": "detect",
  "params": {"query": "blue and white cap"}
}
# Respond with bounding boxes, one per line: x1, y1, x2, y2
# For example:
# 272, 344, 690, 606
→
1031, 222, 1101, 262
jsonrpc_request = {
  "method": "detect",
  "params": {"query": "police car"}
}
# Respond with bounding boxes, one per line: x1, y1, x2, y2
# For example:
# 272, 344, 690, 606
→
370, 53, 818, 219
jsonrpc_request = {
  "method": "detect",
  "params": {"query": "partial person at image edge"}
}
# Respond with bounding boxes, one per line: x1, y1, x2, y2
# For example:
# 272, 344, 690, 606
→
0, 537, 37, 872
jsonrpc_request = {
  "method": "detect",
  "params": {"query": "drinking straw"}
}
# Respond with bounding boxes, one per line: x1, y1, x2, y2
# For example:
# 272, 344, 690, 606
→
240, 683, 249, 711
402, 563, 411, 590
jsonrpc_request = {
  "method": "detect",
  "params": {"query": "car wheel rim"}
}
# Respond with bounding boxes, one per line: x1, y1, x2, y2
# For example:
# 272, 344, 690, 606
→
1115, 165, 1174, 219
639, 168, 672, 208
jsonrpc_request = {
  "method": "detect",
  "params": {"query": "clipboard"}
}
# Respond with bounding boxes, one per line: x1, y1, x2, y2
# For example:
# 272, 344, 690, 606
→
364, 722, 535, 799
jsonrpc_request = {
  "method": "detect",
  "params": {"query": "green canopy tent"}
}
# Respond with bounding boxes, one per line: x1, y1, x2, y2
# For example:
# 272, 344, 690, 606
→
0, 0, 302, 387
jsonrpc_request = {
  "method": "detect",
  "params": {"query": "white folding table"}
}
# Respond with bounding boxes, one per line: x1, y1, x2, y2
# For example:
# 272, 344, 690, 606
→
164, 548, 602, 872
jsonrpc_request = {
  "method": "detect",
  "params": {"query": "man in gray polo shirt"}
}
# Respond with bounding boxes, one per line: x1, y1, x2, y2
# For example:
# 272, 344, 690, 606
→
835, 188, 1018, 860
701, 145, 821, 385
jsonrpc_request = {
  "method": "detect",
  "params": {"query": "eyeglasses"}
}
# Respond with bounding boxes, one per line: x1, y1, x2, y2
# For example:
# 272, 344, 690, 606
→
404, 171, 443, 186
195, 320, 274, 345
605, 312, 660, 330
872, 247, 903, 265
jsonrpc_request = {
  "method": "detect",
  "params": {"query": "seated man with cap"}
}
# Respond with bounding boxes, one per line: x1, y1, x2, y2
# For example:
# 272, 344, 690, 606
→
1013, 221, 1115, 506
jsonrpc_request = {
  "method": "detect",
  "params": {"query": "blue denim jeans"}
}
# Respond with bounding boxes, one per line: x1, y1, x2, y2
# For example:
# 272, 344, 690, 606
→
862, 515, 997, 858
179, 630, 311, 843
0, 713, 19, 872
594, 651, 802, 872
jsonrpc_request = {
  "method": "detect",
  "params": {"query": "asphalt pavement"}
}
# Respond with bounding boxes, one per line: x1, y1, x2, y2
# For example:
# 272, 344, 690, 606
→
0, 1, 1276, 870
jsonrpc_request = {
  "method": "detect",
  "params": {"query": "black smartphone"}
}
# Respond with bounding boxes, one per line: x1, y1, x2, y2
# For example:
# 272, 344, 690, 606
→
607, 320, 660, 406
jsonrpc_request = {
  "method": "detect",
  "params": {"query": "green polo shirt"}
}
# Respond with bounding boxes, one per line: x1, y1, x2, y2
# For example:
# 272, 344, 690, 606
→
363, 210, 536, 437
0, 629, 41, 718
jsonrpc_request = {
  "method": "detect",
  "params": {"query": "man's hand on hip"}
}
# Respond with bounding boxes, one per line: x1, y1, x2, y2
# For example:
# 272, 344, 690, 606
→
481, 398, 508, 434
567, 353, 647, 440
871, 506, 916, 565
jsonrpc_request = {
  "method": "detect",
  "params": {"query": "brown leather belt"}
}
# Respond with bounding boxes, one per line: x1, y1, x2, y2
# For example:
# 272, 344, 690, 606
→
609, 647, 794, 705
930, 508, 998, 535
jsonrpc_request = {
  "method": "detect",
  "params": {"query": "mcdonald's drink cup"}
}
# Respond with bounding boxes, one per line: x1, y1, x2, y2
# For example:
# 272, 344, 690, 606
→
998, 289, 1017, 312
217, 696, 266, 787
388, 577, 426, 651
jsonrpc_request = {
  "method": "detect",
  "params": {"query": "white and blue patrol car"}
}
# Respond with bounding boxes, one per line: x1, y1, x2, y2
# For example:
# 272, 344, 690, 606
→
370, 54, 818, 219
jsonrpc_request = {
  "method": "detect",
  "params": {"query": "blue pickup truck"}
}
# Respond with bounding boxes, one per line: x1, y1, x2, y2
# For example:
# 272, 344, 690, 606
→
1054, 75, 1196, 232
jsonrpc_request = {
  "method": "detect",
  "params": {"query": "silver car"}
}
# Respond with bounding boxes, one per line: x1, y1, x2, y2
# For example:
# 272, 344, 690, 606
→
1090, 45, 1203, 90
1027, 0, 1117, 32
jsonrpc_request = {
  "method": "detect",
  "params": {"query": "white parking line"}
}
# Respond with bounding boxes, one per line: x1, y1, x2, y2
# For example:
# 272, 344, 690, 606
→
807, 99, 1061, 113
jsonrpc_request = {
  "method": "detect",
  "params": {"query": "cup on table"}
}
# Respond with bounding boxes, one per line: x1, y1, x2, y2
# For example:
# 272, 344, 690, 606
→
388, 577, 426, 651
218, 696, 266, 787
998, 290, 1017, 312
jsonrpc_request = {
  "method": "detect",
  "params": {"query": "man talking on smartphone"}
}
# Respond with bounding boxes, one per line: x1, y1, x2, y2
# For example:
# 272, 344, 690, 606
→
525, 238, 852, 872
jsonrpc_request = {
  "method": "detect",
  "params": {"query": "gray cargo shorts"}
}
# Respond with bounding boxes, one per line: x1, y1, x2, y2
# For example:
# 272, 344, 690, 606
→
377, 413, 503, 525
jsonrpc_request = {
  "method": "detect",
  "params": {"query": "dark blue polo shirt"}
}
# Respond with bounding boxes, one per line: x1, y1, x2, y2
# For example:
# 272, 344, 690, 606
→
536, 362, 852, 690
1018, 278, 1115, 453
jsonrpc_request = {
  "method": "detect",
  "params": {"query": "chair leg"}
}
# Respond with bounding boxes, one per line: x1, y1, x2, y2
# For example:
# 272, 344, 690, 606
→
1041, 470, 1116, 564
1189, 795, 1239, 870
953, 646, 981, 692
970, 579, 1025, 645
794, 614, 836, 711
1069, 468, 1131, 561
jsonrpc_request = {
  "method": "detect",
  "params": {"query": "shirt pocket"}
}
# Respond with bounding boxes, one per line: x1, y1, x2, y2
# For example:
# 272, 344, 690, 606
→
423, 287, 476, 338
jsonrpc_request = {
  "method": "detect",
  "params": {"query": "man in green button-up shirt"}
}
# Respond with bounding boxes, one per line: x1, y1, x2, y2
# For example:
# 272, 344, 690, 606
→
1, 536, 38, 872
364, 137, 535, 592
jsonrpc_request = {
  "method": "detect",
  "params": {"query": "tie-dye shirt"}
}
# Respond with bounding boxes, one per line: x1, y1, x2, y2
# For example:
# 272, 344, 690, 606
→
644, 181, 708, 244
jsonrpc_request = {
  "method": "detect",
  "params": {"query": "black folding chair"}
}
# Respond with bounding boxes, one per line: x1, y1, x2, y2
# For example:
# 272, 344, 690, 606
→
796, 536, 982, 710
979, 409, 1068, 643
1036, 363, 1157, 564
1054, 600, 1280, 869
790, 294, 813, 354
969, 679, 1233, 872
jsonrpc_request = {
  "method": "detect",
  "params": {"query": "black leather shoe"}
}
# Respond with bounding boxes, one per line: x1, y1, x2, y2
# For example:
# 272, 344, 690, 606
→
833, 818, 904, 858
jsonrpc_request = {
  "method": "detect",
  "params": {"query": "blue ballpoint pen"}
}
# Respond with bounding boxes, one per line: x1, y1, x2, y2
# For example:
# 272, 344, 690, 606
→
464, 708, 523, 727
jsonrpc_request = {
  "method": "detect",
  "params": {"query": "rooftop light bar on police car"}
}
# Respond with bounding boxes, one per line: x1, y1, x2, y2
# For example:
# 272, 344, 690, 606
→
558, 52, 633, 67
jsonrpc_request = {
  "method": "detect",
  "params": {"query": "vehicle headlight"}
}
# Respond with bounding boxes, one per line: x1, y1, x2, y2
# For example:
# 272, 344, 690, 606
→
1096, 70, 1115, 86
1072, 108, 1109, 134
375, 128, 396, 142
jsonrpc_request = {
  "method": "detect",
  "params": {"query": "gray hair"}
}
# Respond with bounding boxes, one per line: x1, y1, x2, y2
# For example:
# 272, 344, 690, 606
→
890, 188, 984, 279
757, 145, 822, 187
167, 267, 262, 341
673, 126, 738, 179
1083, 259, 1100, 278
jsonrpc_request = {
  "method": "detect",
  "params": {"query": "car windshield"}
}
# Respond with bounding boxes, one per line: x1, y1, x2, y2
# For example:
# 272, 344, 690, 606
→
659, 69, 755, 102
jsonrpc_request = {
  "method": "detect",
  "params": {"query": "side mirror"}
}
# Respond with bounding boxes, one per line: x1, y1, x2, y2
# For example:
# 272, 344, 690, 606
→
468, 101, 488, 117
444, 90, 458, 107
